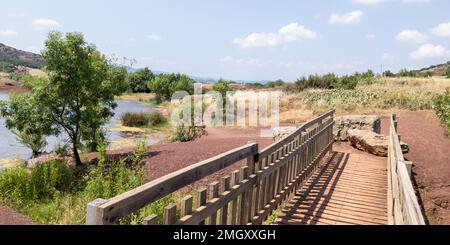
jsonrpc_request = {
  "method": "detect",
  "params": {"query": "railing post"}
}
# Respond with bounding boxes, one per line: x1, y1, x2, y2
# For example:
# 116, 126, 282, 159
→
86, 198, 108, 225
246, 141, 258, 175
401, 160, 413, 178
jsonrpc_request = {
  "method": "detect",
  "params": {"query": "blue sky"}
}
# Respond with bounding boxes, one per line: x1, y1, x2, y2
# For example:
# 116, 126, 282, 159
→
1, 0, 450, 81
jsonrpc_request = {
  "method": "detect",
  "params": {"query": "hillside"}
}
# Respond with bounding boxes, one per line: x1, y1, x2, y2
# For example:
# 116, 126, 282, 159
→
416, 61, 450, 76
0, 43, 46, 72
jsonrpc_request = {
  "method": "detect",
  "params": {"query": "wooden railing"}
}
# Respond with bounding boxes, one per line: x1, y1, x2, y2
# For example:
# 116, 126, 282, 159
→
387, 114, 425, 225
86, 109, 335, 225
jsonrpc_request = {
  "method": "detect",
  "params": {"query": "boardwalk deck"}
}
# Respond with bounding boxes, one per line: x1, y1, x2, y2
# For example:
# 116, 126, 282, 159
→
277, 144, 388, 225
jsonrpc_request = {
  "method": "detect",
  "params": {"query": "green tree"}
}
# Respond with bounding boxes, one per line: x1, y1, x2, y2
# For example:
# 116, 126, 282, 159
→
0, 92, 54, 157
212, 79, 233, 97
446, 68, 450, 79
12, 32, 128, 165
127, 67, 154, 93
148, 73, 194, 103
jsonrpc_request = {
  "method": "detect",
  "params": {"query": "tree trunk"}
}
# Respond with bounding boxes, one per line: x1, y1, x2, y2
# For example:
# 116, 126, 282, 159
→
73, 143, 82, 166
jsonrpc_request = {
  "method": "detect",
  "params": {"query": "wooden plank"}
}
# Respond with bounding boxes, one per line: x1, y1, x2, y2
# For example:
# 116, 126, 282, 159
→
143, 214, 158, 225
86, 198, 108, 225
220, 176, 231, 225
163, 204, 177, 225
197, 188, 207, 225
229, 170, 240, 225
208, 182, 220, 225
180, 195, 193, 217
239, 166, 249, 224
97, 143, 258, 224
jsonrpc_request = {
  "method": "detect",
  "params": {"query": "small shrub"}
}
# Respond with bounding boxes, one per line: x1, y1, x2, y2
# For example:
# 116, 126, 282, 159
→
121, 112, 150, 127
172, 125, 206, 142
54, 143, 70, 157
147, 112, 167, 126
433, 90, 450, 136
30, 160, 74, 198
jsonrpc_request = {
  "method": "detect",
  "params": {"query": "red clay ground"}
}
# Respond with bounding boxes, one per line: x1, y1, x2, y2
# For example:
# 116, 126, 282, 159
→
0, 79, 28, 93
142, 127, 274, 193
381, 111, 450, 225
0, 206, 38, 225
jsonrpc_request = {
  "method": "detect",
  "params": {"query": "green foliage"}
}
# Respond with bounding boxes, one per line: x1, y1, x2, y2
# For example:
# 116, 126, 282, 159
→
0, 92, 54, 157
286, 70, 376, 92
433, 90, 450, 136
446, 68, 450, 79
265, 79, 285, 88
127, 67, 154, 93
147, 112, 167, 126
212, 79, 233, 97
12, 31, 129, 165
0, 160, 73, 206
148, 73, 194, 103
0, 142, 166, 224
121, 111, 167, 127
383, 70, 395, 77
302, 88, 434, 113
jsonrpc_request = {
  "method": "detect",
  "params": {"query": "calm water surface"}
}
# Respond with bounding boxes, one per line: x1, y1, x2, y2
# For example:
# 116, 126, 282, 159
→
0, 92, 154, 159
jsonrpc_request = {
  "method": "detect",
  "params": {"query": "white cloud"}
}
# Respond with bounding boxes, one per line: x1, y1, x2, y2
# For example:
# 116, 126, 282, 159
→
410, 44, 450, 60
352, 0, 385, 5
232, 22, 317, 48
328, 10, 363, 25
366, 33, 376, 39
32, 18, 61, 30
402, 0, 432, 3
145, 34, 161, 41
431, 22, 450, 37
396, 30, 427, 43
127, 37, 137, 42
7, 12, 26, 18
0, 29, 18, 37
219, 56, 264, 67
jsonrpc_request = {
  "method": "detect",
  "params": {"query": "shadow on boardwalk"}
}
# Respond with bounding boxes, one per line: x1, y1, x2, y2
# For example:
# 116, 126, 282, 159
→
277, 147, 388, 225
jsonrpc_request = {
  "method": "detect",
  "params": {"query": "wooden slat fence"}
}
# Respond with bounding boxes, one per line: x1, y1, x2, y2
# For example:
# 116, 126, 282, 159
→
387, 114, 425, 225
86, 109, 335, 225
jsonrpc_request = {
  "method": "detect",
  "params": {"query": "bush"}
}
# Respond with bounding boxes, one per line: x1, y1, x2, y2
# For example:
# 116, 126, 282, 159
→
147, 112, 167, 126
121, 112, 167, 127
446, 68, 450, 79
127, 68, 154, 93
121, 112, 150, 127
148, 73, 194, 103
0, 160, 74, 206
433, 90, 450, 136
172, 125, 206, 142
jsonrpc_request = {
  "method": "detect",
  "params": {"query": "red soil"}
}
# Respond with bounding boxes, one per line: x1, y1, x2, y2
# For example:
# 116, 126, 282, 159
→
0, 206, 38, 225
381, 111, 450, 225
0, 79, 28, 93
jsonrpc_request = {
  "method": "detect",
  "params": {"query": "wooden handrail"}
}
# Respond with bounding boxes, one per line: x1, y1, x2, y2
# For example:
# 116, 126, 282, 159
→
86, 109, 336, 225
388, 114, 425, 225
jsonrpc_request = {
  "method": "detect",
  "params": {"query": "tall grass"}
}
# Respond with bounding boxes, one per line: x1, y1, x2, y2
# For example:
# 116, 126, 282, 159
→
0, 142, 175, 224
121, 112, 167, 127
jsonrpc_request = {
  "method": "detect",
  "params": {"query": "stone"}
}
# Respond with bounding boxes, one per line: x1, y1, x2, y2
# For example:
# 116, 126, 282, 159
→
347, 129, 409, 157
272, 126, 297, 142
334, 115, 381, 141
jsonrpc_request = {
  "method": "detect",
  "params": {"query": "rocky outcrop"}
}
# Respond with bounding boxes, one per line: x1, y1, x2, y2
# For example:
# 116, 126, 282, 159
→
334, 115, 381, 141
272, 126, 297, 142
347, 129, 409, 157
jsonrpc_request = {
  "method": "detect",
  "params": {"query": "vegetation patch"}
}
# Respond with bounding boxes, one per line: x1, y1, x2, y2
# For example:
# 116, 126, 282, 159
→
121, 112, 167, 128
0, 143, 174, 224
433, 89, 450, 137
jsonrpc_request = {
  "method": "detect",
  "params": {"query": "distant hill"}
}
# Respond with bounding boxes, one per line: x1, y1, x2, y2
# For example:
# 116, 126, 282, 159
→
415, 61, 450, 76
0, 43, 46, 72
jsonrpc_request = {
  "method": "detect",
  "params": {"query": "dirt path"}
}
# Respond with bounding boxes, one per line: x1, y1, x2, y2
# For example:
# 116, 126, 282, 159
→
142, 127, 274, 191
0, 206, 38, 225
381, 110, 450, 225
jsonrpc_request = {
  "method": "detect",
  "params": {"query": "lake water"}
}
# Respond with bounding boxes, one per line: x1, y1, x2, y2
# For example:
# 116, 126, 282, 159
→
0, 93, 155, 159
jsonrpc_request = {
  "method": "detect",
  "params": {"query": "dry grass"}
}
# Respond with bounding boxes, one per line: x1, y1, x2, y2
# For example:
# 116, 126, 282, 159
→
280, 76, 450, 121
117, 93, 156, 103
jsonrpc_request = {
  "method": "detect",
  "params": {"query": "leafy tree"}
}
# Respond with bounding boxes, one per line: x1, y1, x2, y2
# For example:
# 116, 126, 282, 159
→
383, 70, 395, 77
2, 32, 128, 165
212, 79, 233, 97
127, 67, 154, 93
148, 73, 194, 103
446, 68, 450, 79
0, 92, 54, 157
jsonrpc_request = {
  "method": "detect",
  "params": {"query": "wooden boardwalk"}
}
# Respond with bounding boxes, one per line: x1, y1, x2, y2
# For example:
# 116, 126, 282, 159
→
277, 145, 388, 225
